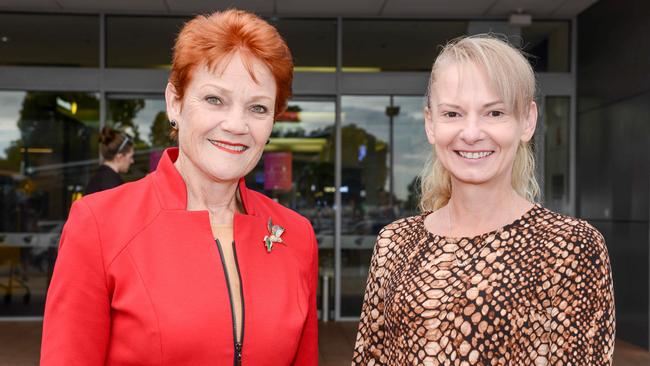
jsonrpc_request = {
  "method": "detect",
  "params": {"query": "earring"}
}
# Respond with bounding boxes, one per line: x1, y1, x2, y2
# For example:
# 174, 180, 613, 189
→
169, 120, 178, 129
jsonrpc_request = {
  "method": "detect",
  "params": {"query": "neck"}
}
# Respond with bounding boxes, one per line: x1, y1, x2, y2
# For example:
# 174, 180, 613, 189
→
104, 160, 120, 173
174, 152, 239, 225
446, 175, 533, 237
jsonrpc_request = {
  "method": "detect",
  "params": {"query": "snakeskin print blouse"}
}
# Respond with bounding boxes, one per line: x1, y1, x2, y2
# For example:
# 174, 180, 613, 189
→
352, 204, 615, 365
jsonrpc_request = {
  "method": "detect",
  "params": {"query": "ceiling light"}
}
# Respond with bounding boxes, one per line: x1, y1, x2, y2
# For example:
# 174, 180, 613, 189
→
509, 13, 532, 27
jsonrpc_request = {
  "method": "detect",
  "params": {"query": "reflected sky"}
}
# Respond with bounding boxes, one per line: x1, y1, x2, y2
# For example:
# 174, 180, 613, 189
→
274, 100, 335, 135
342, 95, 430, 203
0, 91, 26, 159
109, 97, 166, 146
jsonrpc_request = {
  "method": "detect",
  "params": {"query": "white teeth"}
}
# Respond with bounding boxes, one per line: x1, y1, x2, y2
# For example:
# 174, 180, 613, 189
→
212, 141, 247, 152
458, 151, 492, 159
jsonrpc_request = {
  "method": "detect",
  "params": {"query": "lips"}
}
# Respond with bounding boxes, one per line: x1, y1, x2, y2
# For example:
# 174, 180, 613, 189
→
208, 139, 249, 154
455, 150, 494, 159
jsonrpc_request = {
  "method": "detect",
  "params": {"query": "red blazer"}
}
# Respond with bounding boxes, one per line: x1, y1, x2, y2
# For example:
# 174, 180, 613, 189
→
41, 148, 318, 366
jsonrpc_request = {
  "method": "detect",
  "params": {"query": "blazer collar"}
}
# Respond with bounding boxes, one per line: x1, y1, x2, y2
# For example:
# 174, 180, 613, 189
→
152, 147, 256, 215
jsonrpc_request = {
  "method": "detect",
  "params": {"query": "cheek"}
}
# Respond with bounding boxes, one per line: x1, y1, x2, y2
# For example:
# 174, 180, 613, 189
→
251, 120, 274, 144
491, 126, 523, 151
431, 124, 457, 148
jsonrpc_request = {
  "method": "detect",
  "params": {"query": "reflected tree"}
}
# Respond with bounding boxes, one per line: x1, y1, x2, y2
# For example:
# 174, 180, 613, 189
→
149, 111, 174, 148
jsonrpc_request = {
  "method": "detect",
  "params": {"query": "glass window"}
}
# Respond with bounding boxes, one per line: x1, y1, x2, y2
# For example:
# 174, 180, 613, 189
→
543, 96, 571, 214
392, 96, 429, 216
0, 13, 99, 67
522, 21, 570, 72
340, 95, 429, 317
340, 95, 390, 317
271, 19, 337, 71
0, 90, 99, 316
245, 99, 336, 319
106, 95, 175, 182
107, 16, 188, 68
343, 20, 468, 72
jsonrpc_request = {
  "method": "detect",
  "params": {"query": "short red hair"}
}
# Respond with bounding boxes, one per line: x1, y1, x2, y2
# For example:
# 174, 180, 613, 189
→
169, 9, 293, 120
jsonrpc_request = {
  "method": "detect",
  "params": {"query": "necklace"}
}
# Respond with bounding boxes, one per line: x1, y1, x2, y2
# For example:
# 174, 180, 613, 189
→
446, 205, 494, 267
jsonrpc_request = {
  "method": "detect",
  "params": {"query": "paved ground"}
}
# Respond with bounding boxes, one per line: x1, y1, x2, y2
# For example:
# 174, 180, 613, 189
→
0, 321, 647, 365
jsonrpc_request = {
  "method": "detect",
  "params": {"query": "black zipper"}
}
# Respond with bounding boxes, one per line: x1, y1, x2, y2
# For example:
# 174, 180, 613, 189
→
215, 239, 245, 366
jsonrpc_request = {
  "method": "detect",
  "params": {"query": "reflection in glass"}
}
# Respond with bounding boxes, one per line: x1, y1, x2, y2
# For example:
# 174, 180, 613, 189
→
393, 96, 429, 216
245, 100, 336, 319
107, 16, 188, 68
343, 20, 467, 72
340, 95, 429, 317
0, 91, 99, 315
544, 96, 570, 214
271, 19, 337, 71
106, 96, 175, 182
0, 13, 99, 67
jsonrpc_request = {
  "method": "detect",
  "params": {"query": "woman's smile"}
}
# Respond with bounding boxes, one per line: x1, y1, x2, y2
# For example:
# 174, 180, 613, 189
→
208, 139, 249, 154
455, 150, 494, 160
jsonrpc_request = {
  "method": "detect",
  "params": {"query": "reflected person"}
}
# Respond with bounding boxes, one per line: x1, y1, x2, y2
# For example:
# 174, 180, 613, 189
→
42, 9, 318, 365
352, 35, 615, 365
85, 126, 134, 195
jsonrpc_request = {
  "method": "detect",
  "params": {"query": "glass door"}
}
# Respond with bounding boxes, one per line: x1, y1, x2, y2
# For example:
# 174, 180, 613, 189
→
245, 97, 336, 320
535, 94, 573, 215
338, 95, 429, 319
106, 94, 175, 182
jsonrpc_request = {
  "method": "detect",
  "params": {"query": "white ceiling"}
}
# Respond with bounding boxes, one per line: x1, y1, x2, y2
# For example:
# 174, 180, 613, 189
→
0, 0, 598, 18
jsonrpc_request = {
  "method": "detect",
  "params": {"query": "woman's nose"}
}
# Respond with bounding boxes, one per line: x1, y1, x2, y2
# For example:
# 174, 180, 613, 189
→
458, 115, 483, 144
220, 107, 249, 135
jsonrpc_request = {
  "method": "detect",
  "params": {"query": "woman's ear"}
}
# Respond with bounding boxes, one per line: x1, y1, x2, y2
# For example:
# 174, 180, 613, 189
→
521, 101, 538, 142
424, 106, 436, 145
165, 83, 182, 123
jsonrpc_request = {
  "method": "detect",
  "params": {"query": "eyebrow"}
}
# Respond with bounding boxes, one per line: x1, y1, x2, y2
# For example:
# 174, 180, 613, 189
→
199, 83, 274, 102
483, 100, 505, 108
437, 100, 505, 109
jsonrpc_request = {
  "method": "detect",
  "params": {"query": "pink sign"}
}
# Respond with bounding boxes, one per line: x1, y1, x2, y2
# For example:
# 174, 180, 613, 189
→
264, 152, 292, 191
149, 150, 164, 172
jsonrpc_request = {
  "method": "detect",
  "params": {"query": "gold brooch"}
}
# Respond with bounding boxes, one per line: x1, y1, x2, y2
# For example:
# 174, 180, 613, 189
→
263, 218, 285, 253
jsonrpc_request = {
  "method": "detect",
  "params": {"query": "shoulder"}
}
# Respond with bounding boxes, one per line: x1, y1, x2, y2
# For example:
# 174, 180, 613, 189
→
533, 207, 605, 248
531, 206, 610, 274
377, 214, 425, 241
372, 214, 426, 261
82, 173, 158, 215
246, 188, 314, 233
245, 189, 317, 263
72, 174, 161, 259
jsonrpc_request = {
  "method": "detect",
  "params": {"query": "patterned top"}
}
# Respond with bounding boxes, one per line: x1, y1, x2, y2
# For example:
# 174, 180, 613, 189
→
351, 204, 615, 366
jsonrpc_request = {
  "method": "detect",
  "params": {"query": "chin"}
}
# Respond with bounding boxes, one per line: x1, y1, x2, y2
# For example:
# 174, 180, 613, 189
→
448, 170, 498, 186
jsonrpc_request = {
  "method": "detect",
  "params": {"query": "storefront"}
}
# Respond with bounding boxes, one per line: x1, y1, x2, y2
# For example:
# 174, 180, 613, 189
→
0, 12, 579, 321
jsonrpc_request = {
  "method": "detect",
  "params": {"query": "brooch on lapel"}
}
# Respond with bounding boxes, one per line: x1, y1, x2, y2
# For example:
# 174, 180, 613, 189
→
263, 217, 285, 253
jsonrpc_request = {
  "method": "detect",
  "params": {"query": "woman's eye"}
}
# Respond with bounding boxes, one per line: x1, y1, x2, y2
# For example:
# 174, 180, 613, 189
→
444, 111, 460, 118
250, 105, 268, 114
489, 110, 504, 117
205, 96, 222, 105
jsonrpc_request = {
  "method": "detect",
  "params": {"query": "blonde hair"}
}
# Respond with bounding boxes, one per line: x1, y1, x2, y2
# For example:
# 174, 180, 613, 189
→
419, 34, 540, 212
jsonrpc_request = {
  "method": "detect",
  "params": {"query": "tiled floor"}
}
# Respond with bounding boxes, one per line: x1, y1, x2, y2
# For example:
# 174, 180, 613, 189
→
0, 321, 648, 365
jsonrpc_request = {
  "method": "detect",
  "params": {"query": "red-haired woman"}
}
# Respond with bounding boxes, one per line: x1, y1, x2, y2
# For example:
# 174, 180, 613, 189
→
41, 10, 317, 366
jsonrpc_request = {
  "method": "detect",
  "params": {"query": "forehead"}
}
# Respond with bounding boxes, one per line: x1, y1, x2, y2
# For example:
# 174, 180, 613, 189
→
432, 61, 499, 101
189, 52, 276, 93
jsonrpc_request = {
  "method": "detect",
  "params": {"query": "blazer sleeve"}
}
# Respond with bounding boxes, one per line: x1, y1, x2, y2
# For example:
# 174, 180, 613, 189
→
41, 199, 111, 365
291, 222, 319, 366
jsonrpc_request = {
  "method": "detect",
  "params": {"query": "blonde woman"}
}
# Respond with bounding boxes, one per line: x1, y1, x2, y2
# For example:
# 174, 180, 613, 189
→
351, 35, 615, 365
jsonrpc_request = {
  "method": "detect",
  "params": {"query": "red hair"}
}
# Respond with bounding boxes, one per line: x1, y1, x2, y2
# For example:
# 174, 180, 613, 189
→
169, 9, 293, 128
